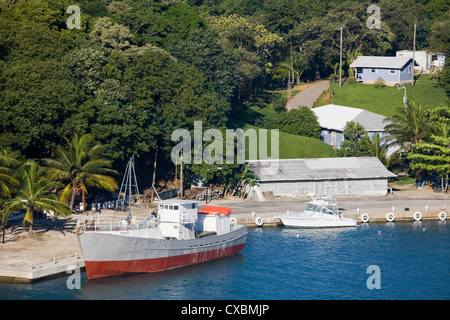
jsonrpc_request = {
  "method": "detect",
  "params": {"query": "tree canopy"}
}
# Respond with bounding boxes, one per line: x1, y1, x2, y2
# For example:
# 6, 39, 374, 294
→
0, 0, 448, 190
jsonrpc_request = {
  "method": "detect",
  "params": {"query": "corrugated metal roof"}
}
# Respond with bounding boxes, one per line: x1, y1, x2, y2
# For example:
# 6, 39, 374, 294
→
312, 104, 387, 132
350, 56, 412, 69
247, 157, 397, 182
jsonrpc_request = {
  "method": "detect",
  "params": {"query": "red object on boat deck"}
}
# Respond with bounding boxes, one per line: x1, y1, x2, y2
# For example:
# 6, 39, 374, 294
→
198, 206, 232, 215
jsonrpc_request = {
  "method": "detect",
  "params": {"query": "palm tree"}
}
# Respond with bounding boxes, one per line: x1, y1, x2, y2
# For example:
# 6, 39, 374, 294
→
0, 150, 21, 200
383, 98, 433, 151
363, 133, 401, 169
43, 134, 118, 212
364, 134, 388, 164
4, 160, 71, 235
0, 150, 21, 243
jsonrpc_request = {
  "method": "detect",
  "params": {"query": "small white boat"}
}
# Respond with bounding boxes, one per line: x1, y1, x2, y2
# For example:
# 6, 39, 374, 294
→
279, 197, 357, 228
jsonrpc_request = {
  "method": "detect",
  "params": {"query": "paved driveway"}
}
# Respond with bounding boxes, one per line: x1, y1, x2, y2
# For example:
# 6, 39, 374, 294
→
286, 80, 330, 110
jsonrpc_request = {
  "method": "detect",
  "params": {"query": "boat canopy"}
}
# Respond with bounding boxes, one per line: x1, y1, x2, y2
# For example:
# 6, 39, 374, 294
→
198, 206, 232, 216
304, 200, 338, 215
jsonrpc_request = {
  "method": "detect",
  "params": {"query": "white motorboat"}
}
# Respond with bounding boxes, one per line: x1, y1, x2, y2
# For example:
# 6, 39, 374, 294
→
279, 197, 357, 228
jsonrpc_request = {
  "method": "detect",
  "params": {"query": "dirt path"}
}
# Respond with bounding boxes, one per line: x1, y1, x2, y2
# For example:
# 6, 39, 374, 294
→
286, 80, 330, 110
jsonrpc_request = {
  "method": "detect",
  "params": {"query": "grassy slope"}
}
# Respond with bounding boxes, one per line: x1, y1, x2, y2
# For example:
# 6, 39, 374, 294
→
330, 74, 447, 117
238, 73, 446, 160
230, 90, 338, 160
242, 124, 337, 160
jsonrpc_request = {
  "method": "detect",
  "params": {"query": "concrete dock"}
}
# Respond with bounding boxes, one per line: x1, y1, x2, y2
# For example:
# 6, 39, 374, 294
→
217, 197, 448, 227
1, 193, 448, 283
0, 258, 85, 284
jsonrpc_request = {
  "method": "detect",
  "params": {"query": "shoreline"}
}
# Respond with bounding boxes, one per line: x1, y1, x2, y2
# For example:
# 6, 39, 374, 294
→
1, 188, 448, 283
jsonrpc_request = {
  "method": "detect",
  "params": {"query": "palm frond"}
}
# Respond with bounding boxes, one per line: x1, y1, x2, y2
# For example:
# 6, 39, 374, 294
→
59, 183, 74, 203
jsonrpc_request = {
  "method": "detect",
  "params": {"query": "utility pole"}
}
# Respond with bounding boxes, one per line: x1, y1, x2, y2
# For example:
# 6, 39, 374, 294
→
287, 32, 294, 110
339, 26, 343, 87
412, 23, 416, 85
179, 150, 183, 199
150, 144, 158, 203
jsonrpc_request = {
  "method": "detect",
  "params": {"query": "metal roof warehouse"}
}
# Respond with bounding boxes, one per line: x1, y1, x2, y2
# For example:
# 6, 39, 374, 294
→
247, 157, 397, 200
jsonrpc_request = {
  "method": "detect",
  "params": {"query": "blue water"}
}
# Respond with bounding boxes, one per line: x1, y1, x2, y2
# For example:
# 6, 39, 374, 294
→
1, 221, 449, 300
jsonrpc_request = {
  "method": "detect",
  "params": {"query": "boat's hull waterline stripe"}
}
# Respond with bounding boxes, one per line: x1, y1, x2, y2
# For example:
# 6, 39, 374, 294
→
84, 243, 245, 279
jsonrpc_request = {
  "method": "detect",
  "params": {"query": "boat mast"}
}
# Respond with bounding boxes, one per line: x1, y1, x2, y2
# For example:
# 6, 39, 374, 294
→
114, 155, 143, 223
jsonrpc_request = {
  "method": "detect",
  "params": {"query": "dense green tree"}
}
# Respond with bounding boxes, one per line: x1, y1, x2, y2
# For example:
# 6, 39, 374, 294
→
0, 57, 83, 157
427, 8, 450, 55
255, 107, 321, 139
438, 61, 450, 98
337, 121, 370, 157
424, 0, 450, 34
407, 135, 450, 191
0, 5, 82, 157
291, 1, 395, 80
172, 29, 237, 101
278, 107, 321, 138
260, 0, 307, 34
163, 2, 205, 48
1, 0, 449, 196
430, 105, 450, 138
428, 8, 450, 98
209, 13, 283, 99
90, 16, 154, 56
377, 0, 427, 54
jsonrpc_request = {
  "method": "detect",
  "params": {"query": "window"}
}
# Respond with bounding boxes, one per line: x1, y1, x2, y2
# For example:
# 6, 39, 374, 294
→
408, 67, 412, 73
174, 205, 179, 210
371, 68, 376, 73
389, 69, 396, 74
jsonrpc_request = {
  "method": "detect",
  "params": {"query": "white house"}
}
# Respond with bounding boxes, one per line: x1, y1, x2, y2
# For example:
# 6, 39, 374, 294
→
312, 104, 388, 149
350, 56, 416, 86
396, 50, 446, 71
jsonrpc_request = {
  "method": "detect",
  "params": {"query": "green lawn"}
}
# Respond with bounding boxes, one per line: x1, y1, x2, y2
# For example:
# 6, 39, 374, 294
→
243, 124, 337, 160
330, 74, 447, 117
228, 89, 340, 160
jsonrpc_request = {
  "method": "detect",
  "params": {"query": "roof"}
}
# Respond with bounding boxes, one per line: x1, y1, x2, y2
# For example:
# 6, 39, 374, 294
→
312, 104, 387, 132
247, 157, 397, 182
156, 199, 200, 205
350, 56, 413, 69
